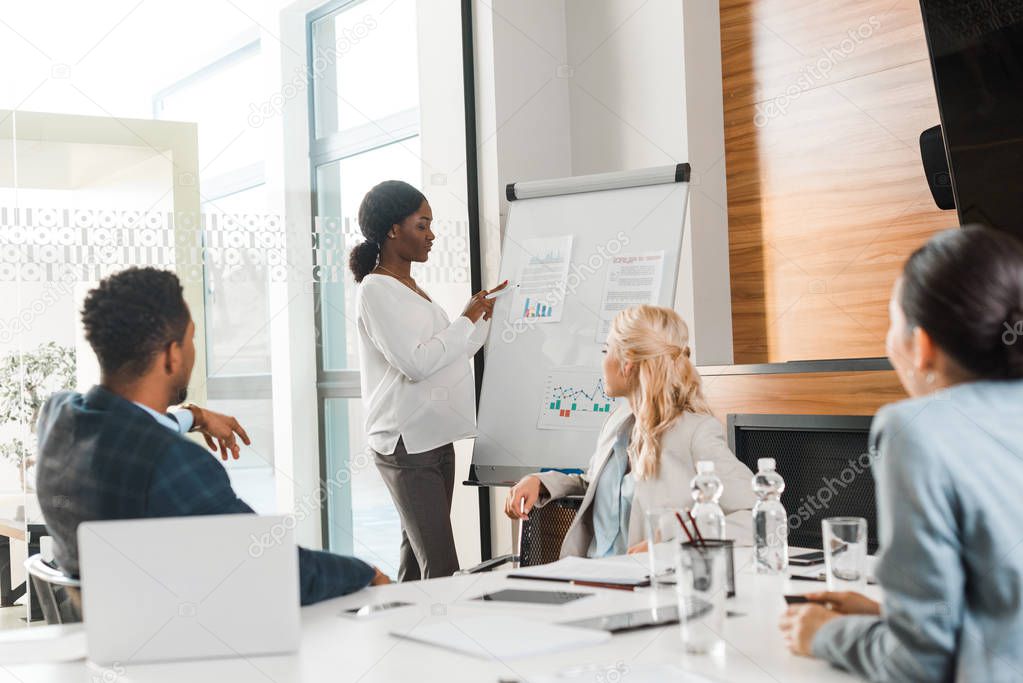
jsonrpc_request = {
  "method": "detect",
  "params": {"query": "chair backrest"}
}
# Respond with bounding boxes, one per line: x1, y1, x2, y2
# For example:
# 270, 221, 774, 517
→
24, 554, 81, 625
728, 414, 878, 553
519, 496, 583, 567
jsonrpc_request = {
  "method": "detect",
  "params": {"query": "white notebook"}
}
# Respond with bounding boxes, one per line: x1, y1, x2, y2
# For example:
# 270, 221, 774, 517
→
509, 556, 650, 585
529, 663, 719, 683
391, 615, 610, 660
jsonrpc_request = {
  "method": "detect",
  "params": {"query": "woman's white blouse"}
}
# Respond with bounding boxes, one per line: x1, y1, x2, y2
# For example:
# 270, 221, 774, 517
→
355, 274, 489, 455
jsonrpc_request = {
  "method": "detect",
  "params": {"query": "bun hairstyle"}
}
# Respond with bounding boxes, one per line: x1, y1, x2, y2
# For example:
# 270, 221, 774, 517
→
900, 225, 1023, 380
349, 180, 427, 283
607, 305, 711, 480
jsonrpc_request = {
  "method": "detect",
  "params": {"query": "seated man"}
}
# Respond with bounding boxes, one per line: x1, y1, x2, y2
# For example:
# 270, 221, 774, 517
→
36, 267, 389, 604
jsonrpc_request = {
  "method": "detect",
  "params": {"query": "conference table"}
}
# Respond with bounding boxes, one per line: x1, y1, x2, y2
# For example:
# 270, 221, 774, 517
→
4, 548, 879, 682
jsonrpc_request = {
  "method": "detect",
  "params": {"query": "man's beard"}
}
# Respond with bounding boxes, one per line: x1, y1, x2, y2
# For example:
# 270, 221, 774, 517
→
174, 385, 188, 405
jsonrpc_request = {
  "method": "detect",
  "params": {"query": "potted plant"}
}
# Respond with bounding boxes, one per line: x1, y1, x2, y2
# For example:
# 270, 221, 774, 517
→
0, 342, 77, 492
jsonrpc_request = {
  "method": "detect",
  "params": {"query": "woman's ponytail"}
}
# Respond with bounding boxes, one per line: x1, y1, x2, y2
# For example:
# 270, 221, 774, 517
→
607, 305, 711, 480
349, 240, 381, 283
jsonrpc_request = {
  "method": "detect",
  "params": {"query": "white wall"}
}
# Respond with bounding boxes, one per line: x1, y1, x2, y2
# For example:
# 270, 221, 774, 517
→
563, 0, 733, 366
564, 0, 685, 174
474, 0, 573, 278
678, 0, 734, 367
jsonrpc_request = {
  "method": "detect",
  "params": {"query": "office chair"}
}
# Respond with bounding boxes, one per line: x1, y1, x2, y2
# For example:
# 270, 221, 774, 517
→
461, 495, 583, 573
24, 555, 81, 624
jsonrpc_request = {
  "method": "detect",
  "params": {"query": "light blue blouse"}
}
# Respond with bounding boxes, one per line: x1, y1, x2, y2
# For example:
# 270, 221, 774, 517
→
587, 423, 635, 558
812, 379, 1023, 681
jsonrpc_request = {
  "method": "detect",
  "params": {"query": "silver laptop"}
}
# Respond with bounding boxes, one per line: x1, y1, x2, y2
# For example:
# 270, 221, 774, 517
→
78, 514, 300, 665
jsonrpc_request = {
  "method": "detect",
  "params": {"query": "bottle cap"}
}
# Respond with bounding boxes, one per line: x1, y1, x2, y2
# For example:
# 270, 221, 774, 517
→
757, 457, 776, 471
696, 461, 714, 474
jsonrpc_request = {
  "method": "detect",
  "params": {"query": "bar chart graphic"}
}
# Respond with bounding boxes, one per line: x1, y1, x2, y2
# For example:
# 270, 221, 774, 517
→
522, 297, 555, 319
537, 370, 617, 431
529, 247, 563, 265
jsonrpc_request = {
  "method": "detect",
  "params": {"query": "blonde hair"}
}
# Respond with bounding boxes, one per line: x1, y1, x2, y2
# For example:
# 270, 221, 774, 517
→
607, 305, 712, 480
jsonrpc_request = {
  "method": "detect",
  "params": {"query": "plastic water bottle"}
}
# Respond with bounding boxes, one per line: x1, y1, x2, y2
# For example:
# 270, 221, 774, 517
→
752, 457, 788, 573
690, 461, 726, 540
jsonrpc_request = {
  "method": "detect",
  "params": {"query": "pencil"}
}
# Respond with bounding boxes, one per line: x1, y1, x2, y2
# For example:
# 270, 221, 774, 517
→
570, 580, 636, 591
686, 509, 706, 547
674, 511, 697, 544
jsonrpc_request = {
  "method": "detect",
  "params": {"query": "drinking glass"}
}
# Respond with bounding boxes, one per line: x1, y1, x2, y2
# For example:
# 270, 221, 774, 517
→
645, 508, 686, 588
823, 517, 867, 590
675, 540, 728, 655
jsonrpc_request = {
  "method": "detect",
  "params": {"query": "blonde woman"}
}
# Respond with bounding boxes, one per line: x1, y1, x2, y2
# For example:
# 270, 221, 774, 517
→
505, 305, 755, 558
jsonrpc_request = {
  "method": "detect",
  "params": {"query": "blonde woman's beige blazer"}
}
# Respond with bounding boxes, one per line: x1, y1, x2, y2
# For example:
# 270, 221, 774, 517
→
533, 403, 756, 558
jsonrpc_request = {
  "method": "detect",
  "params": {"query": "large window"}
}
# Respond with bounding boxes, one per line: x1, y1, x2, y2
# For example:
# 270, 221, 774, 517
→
0, 12, 286, 620
154, 41, 277, 504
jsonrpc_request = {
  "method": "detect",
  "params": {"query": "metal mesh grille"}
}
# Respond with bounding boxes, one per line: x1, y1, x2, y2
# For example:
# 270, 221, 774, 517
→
519, 497, 582, 567
734, 427, 878, 553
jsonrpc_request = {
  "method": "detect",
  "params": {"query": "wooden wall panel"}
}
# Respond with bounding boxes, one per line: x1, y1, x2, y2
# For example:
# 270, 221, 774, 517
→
702, 370, 908, 429
720, 0, 954, 363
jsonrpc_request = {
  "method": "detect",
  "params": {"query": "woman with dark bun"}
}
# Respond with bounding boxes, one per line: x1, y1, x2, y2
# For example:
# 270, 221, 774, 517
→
779, 226, 1023, 681
351, 180, 506, 581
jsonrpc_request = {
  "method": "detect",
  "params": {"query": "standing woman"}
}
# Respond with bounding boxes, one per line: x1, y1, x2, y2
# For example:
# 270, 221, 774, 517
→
350, 180, 506, 581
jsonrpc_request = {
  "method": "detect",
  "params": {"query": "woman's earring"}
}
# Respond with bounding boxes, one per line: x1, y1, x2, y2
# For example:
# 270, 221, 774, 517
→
925, 372, 935, 385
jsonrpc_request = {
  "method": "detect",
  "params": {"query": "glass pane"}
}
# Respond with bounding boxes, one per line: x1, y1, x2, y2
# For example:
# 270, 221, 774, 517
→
156, 44, 265, 178
2, 111, 193, 620
316, 137, 422, 371
206, 395, 276, 514
324, 398, 400, 574
1, 117, 180, 496
311, 0, 420, 138
205, 395, 275, 471
202, 185, 272, 376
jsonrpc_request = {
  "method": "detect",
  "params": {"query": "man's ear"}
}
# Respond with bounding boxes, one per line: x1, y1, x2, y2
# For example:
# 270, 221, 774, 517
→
911, 326, 938, 373
164, 339, 183, 377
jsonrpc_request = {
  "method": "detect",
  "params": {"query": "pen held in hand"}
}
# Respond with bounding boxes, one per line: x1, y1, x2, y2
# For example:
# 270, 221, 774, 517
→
485, 283, 516, 300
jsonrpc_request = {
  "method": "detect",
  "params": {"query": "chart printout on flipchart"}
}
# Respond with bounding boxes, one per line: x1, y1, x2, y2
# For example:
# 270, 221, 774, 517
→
472, 174, 689, 474
594, 251, 665, 342
506, 235, 573, 325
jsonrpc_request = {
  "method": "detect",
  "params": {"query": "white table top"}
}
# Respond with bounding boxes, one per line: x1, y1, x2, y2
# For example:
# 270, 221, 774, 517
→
3, 549, 879, 682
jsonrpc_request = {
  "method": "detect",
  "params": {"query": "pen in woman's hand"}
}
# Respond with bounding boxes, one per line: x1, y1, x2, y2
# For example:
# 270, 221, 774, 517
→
485, 280, 513, 300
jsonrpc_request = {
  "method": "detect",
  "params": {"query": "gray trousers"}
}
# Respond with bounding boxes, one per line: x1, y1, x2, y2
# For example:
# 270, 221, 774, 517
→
373, 438, 460, 581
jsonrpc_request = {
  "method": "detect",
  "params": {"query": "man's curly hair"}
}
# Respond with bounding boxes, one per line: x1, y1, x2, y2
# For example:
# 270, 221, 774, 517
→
81, 267, 191, 378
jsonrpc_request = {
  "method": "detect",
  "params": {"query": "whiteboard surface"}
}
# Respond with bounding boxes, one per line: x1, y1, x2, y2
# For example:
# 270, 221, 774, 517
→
473, 181, 688, 475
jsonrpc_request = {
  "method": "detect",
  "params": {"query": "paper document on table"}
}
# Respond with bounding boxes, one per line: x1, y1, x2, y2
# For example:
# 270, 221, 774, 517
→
529, 663, 719, 683
594, 251, 664, 342
0, 624, 86, 664
509, 556, 650, 585
790, 555, 879, 582
391, 615, 609, 660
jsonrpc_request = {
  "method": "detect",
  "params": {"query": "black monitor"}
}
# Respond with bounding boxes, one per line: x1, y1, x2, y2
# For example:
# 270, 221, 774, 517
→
919, 1, 1023, 236
727, 414, 878, 553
